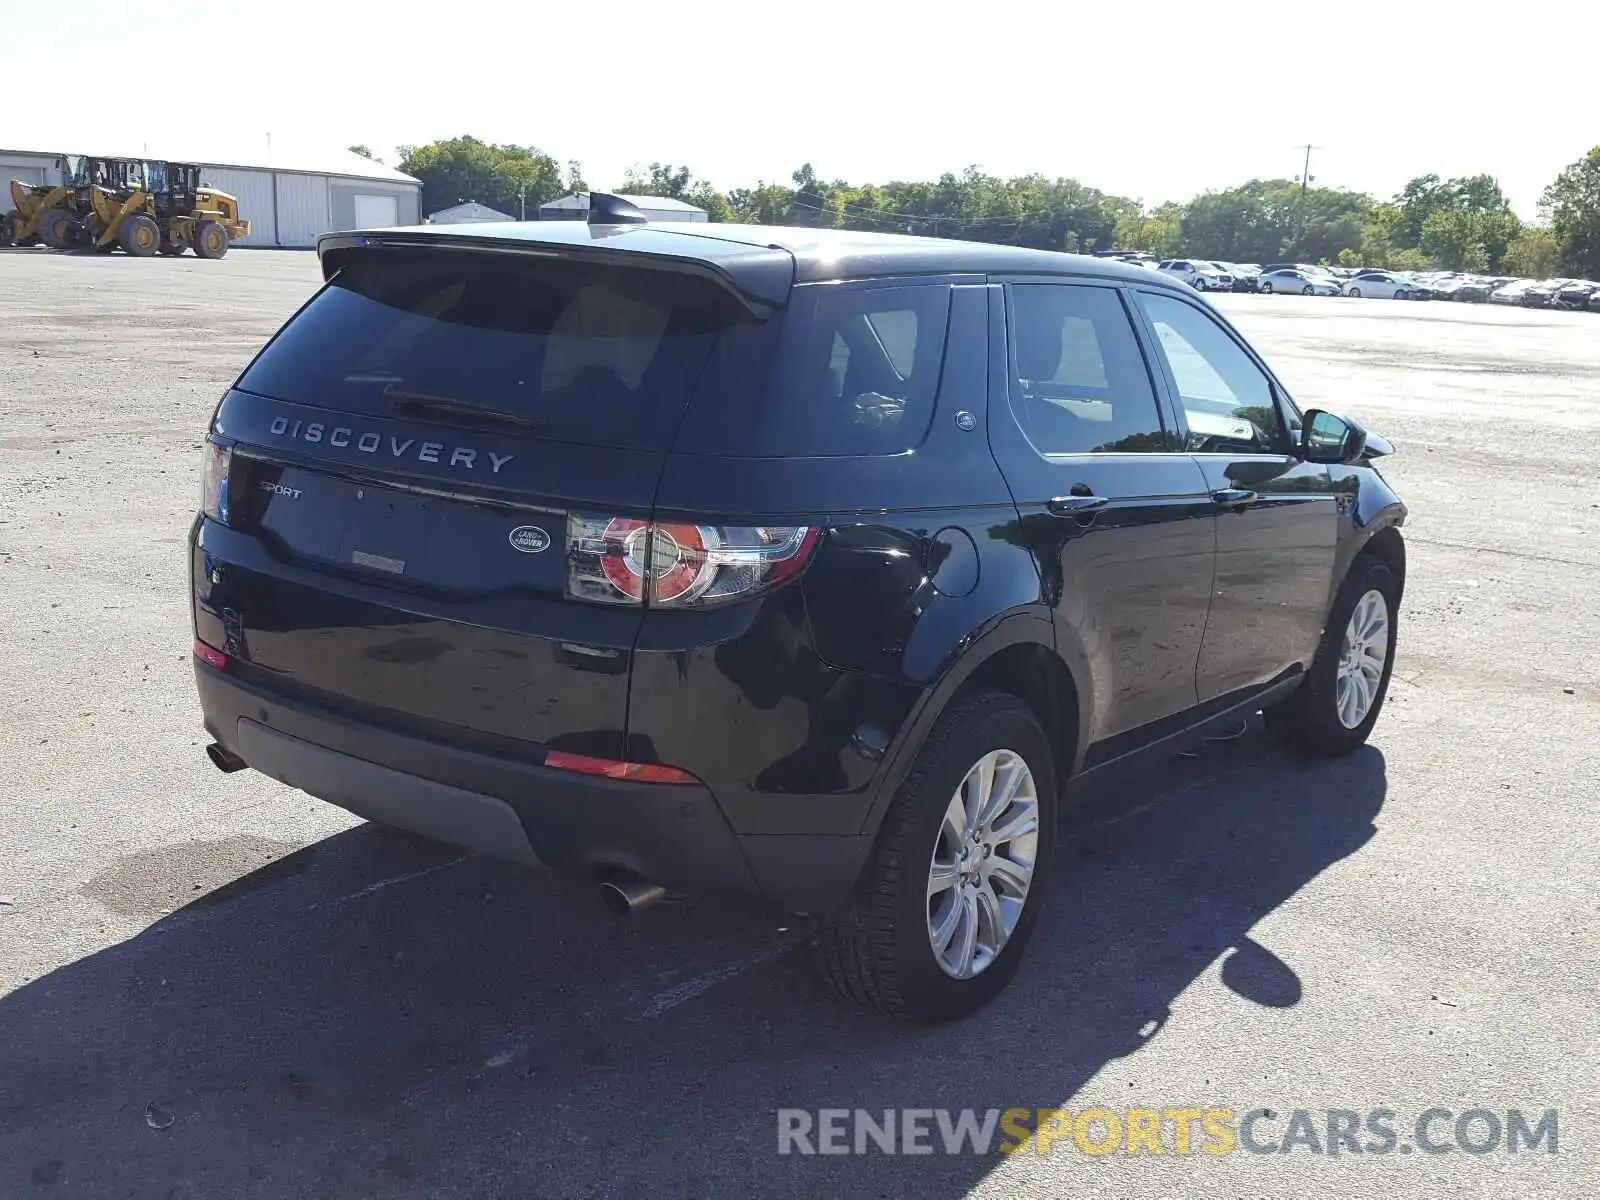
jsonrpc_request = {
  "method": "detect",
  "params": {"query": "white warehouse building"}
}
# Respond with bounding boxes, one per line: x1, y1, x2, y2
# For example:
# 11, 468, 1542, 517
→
0, 138, 420, 249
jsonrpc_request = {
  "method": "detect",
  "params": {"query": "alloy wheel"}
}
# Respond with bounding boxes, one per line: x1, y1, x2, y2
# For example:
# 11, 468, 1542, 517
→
1335, 589, 1390, 728
926, 749, 1041, 980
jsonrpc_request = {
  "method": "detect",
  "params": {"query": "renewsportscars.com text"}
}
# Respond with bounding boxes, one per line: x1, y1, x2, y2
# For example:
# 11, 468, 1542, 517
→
776, 1106, 1559, 1157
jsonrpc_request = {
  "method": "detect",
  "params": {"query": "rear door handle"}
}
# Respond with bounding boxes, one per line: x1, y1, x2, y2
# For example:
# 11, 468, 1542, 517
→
1212, 488, 1257, 507
1046, 495, 1111, 516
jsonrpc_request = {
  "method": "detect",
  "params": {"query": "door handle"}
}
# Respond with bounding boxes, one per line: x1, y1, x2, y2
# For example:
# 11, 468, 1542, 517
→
1047, 494, 1111, 516
1212, 488, 1257, 507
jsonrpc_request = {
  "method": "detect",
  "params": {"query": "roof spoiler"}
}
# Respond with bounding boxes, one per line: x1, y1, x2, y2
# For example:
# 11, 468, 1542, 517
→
586, 192, 647, 225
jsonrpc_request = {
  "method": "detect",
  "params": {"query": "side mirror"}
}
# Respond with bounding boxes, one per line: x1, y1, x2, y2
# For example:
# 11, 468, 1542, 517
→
1300, 409, 1368, 464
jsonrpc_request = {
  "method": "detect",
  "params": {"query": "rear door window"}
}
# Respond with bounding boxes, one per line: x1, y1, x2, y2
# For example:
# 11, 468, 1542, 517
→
238, 249, 754, 452
1007, 283, 1169, 455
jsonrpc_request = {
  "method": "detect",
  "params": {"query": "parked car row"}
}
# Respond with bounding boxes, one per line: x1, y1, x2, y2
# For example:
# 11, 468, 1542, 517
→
1093, 252, 1600, 312
1352, 270, 1600, 310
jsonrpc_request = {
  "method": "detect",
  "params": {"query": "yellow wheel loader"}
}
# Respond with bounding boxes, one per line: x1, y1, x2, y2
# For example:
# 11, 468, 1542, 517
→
2, 179, 80, 248
79, 159, 249, 258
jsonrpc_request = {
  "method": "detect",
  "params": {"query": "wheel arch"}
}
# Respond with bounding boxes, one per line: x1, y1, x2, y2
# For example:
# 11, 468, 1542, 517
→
858, 611, 1089, 841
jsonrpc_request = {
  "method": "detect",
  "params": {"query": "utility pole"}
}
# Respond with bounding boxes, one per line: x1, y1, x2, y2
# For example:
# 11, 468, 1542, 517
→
518, 181, 527, 221
1295, 144, 1322, 243
1296, 144, 1321, 199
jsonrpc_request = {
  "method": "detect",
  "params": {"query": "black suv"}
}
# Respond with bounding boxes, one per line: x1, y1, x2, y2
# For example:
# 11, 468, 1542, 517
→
191, 197, 1407, 1023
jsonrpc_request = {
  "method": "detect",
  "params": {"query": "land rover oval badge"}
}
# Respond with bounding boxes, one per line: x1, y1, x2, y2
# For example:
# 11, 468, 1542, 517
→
508, 525, 551, 554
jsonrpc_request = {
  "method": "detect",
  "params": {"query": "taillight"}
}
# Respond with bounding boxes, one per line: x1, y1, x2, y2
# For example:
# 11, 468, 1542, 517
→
200, 438, 231, 524
544, 750, 698, 784
567, 515, 819, 609
193, 637, 228, 670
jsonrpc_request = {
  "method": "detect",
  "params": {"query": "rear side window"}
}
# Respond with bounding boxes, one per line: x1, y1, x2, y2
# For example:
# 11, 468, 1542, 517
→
1007, 284, 1167, 455
238, 249, 752, 452
674, 282, 951, 458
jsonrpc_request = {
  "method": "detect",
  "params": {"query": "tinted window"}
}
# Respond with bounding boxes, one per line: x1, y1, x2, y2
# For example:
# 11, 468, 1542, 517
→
242, 253, 948, 458
1134, 293, 1287, 454
674, 282, 951, 458
1008, 284, 1167, 455
240, 249, 749, 452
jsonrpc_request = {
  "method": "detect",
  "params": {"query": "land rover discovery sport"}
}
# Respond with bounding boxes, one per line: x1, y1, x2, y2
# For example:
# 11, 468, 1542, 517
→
191, 196, 1406, 1022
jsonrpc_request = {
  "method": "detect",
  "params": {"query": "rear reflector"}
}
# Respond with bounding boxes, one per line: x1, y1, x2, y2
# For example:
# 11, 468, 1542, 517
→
193, 638, 228, 670
543, 750, 698, 785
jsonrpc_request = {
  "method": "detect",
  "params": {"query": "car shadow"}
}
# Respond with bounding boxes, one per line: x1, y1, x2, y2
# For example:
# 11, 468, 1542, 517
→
0, 726, 1385, 1198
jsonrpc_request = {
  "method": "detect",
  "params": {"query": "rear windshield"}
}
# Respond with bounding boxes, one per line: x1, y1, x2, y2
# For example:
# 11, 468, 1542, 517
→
240, 249, 749, 452
239, 249, 949, 457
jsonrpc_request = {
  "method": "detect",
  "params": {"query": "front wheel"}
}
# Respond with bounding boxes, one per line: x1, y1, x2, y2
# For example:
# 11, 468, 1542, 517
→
1266, 556, 1399, 756
1302, 284, 1314, 295
1260, 281, 1274, 293
193, 219, 229, 259
119, 213, 161, 256
814, 690, 1057, 1023
1348, 287, 1362, 298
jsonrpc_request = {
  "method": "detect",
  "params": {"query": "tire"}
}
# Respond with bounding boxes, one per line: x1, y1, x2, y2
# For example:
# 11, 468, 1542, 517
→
119, 213, 161, 257
37, 207, 77, 250
1394, 289, 1408, 301
1193, 277, 1207, 291
193, 219, 229, 259
813, 690, 1058, 1023
1260, 281, 1273, 294
1348, 287, 1361, 298
1266, 557, 1400, 757
1301, 284, 1314, 296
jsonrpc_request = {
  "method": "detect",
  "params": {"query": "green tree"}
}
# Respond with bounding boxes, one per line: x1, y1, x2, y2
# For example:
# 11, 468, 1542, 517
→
1502, 227, 1561, 277
1116, 202, 1183, 256
348, 144, 376, 160
620, 162, 694, 199
728, 181, 798, 224
1541, 147, 1600, 278
1420, 210, 1490, 271
1389, 172, 1518, 267
397, 136, 565, 219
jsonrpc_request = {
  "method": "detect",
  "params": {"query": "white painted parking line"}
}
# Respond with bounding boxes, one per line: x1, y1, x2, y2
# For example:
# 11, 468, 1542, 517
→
640, 938, 796, 1018
314, 853, 473, 911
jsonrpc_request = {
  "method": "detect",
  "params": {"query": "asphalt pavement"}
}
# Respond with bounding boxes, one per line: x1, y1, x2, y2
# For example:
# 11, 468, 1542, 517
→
0, 249, 1595, 1198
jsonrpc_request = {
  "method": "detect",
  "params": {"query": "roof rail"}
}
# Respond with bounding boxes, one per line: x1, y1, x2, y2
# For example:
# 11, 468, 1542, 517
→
587, 192, 648, 226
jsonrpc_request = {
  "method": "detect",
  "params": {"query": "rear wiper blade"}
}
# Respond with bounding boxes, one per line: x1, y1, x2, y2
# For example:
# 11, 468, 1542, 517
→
383, 387, 539, 428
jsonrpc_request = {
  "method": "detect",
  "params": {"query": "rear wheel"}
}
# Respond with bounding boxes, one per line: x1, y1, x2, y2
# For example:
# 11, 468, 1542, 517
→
1266, 556, 1399, 757
119, 213, 161, 256
814, 690, 1057, 1023
37, 207, 77, 250
193, 219, 229, 259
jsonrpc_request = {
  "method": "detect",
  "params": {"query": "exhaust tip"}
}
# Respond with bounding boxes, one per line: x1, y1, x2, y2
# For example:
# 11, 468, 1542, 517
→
205, 743, 248, 774
597, 871, 666, 916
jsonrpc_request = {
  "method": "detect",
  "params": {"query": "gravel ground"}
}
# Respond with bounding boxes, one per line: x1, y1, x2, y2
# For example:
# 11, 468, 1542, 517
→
0, 248, 1595, 1199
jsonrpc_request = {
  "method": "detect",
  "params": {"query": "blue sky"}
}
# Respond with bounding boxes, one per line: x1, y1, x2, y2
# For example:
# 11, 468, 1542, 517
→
0, 0, 1585, 215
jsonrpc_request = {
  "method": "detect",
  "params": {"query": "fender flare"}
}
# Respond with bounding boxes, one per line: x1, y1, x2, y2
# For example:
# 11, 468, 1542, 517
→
1337, 501, 1407, 597
855, 606, 1092, 840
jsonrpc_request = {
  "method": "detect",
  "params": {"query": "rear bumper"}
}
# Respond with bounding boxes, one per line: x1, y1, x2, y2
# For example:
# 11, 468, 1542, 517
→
195, 663, 871, 913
